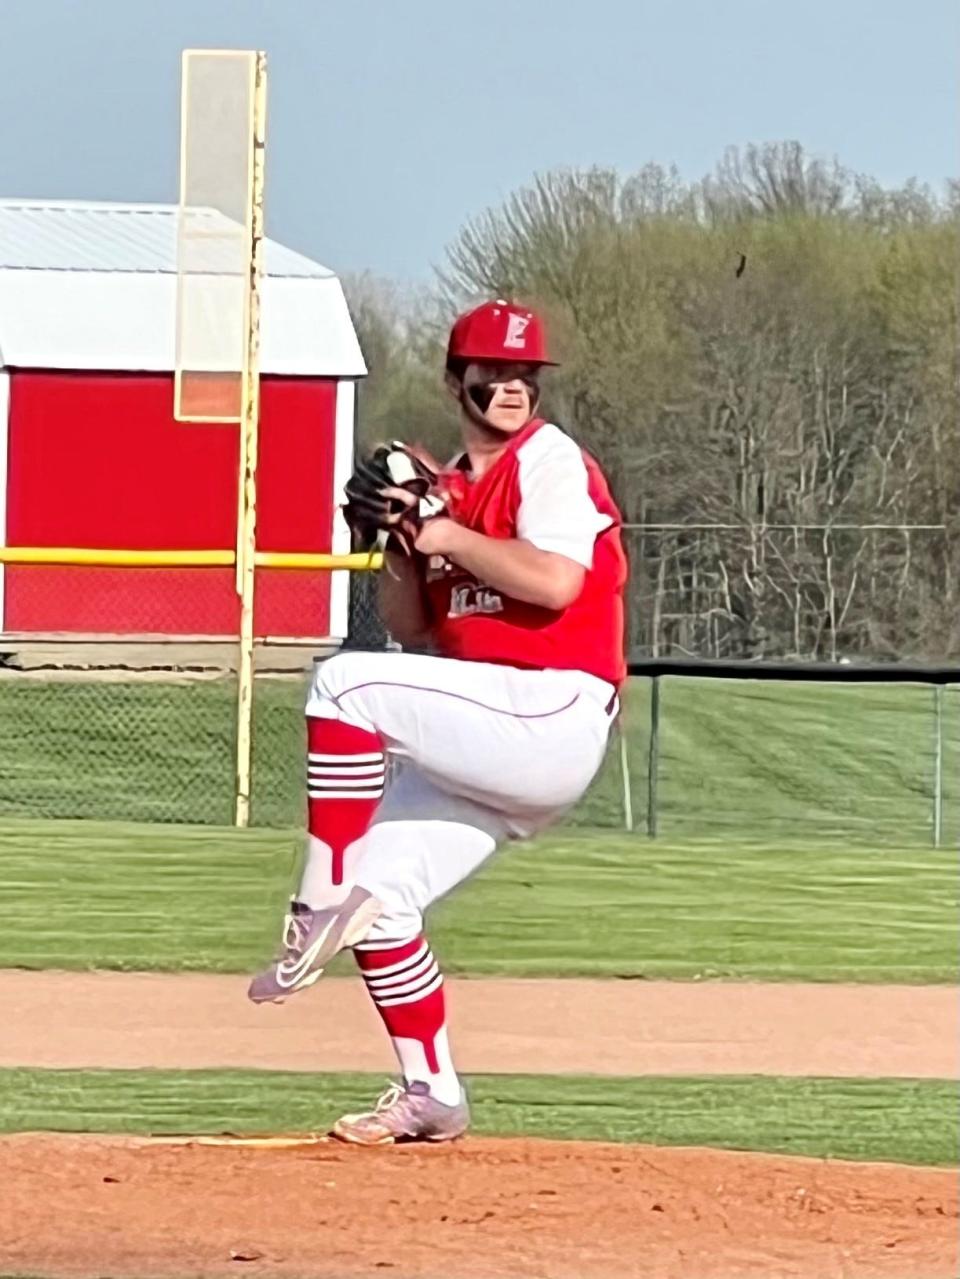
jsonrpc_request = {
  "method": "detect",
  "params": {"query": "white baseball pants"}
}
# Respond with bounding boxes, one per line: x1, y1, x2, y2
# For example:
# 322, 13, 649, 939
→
299, 649, 616, 943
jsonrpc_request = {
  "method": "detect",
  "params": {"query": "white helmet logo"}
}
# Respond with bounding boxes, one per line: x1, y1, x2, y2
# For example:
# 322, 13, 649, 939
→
504, 313, 530, 348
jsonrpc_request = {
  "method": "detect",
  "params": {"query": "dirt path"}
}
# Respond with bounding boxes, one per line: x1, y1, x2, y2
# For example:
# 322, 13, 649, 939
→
0, 1132, 956, 1279
1, 970, 957, 1077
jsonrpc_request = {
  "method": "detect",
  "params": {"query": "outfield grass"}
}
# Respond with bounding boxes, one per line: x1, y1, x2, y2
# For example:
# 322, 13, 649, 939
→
1, 1068, 954, 1167
653, 678, 960, 845
2, 674, 959, 843
0, 818, 955, 981
0, 675, 240, 826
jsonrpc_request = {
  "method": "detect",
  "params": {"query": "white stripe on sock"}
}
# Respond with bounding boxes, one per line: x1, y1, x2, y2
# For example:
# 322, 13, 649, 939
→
308, 752, 384, 764
367, 962, 440, 1001
307, 758, 385, 771
306, 773, 385, 788
375, 971, 444, 1007
307, 767, 385, 781
307, 789, 384, 800
359, 941, 429, 979
364, 951, 435, 992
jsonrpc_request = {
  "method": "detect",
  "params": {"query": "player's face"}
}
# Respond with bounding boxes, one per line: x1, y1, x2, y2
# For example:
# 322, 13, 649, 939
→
462, 362, 539, 433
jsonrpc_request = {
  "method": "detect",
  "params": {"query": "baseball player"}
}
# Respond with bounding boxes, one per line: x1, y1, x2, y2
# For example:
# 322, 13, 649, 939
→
250, 300, 627, 1145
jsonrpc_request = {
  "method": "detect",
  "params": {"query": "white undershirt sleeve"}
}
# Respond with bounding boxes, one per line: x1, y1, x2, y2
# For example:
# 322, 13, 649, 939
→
516, 425, 613, 570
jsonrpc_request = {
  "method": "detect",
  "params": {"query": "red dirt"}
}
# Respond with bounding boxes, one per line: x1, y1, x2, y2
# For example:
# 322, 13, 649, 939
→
0, 1133, 956, 1279
3, 972, 957, 1278
2, 971, 957, 1077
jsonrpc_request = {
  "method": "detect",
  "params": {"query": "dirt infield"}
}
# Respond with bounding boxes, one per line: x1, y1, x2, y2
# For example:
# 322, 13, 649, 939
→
2, 970, 958, 1077
0, 1132, 956, 1279
3, 972, 957, 1278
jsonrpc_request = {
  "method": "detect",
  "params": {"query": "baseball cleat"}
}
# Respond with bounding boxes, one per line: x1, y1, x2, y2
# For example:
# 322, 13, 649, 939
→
332, 1080, 470, 1146
248, 888, 383, 1004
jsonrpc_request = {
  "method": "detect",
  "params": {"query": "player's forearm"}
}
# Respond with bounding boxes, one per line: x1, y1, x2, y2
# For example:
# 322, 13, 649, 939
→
442, 524, 584, 611
377, 552, 434, 649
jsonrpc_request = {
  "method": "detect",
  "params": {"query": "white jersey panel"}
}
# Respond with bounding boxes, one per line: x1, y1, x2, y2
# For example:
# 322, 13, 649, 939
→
516, 423, 613, 569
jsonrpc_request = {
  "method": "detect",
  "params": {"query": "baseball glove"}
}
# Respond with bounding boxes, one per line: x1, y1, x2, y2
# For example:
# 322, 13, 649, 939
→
342, 441, 447, 556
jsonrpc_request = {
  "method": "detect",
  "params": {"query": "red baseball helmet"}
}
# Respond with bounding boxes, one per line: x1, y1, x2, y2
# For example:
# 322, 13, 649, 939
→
447, 300, 558, 367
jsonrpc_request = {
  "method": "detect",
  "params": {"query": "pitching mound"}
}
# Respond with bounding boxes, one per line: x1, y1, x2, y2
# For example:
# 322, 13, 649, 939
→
0, 1133, 955, 1279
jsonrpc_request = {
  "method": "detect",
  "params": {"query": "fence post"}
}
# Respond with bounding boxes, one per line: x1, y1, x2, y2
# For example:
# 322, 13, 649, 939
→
618, 719, 634, 832
646, 675, 660, 838
933, 684, 943, 849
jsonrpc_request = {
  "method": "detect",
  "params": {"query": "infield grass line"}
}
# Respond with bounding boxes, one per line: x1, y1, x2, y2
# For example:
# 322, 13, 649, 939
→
0, 819, 956, 981
0, 1069, 955, 1168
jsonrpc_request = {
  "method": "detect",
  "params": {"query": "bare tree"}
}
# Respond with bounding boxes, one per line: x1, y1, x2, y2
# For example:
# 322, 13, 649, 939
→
418, 146, 959, 660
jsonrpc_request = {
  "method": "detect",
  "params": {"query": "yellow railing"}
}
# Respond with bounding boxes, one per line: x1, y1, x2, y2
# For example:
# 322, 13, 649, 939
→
0, 543, 383, 830
0, 547, 383, 570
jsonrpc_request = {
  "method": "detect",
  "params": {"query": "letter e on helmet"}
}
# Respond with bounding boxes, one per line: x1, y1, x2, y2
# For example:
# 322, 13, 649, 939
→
446, 301, 558, 367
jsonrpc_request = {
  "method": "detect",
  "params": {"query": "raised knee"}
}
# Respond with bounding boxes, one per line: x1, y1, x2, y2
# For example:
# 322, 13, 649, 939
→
311, 651, 365, 709
316, 650, 392, 699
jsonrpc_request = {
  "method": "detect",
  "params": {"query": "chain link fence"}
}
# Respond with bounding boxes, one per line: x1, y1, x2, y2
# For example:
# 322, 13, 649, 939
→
2, 567, 958, 845
607, 675, 960, 847
0, 567, 388, 828
2, 665, 957, 847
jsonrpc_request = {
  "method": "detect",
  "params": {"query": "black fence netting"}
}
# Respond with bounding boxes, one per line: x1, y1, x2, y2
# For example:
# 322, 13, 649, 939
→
2, 566, 957, 846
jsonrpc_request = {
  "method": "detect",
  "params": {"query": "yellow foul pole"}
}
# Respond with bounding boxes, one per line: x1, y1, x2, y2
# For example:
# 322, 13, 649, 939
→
234, 50, 267, 828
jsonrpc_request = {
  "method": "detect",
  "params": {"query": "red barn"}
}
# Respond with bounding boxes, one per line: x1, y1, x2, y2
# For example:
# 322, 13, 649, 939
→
0, 199, 366, 643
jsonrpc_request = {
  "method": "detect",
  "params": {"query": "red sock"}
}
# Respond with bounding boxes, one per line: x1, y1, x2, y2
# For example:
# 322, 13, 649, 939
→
354, 937, 454, 1092
306, 717, 384, 887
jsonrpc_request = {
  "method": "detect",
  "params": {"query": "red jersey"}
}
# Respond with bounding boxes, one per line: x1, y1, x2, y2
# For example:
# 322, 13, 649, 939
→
423, 419, 627, 686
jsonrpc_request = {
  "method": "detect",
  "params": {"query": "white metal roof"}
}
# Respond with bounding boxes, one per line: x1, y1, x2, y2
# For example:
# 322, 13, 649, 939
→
0, 200, 366, 376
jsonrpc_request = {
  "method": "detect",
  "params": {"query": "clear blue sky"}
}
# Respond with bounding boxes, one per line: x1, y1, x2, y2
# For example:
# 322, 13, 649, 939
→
3, 0, 956, 280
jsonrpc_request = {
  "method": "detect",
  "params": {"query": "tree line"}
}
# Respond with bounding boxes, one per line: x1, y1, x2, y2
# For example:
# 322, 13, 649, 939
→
344, 143, 959, 662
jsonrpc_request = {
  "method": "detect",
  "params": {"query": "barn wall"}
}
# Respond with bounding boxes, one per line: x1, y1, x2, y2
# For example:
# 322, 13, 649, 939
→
3, 370, 337, 638
0, 371, 8, 625
252, 374, 338, 639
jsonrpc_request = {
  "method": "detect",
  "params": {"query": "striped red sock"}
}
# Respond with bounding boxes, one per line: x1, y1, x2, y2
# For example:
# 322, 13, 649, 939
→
354, 937, 460, 1101
305, 717, 384, 887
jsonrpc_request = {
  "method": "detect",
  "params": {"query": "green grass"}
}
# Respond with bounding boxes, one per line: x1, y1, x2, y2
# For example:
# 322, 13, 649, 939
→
0, 673, 312, 828
2, 674, 960, 843
0, 675, 241, 826
0, 818, 956, 981
1, 1069, 954, 1167
651, 679, 960, 846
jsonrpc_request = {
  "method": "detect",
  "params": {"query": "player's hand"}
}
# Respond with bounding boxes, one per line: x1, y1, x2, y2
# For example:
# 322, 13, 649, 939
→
413, 515, 459, 557
342, 442, 446, 556
378, 484, 425, 548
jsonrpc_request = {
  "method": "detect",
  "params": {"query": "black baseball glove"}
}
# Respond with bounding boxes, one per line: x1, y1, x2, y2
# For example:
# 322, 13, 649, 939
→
342, 441, 447, 555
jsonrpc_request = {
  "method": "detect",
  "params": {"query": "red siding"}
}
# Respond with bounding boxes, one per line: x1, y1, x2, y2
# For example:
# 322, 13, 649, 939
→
4, 371, 337, 637
253, 375, 337, 638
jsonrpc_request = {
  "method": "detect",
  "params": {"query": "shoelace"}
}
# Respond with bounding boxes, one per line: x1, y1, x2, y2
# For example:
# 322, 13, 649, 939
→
278, 910, 310, 960
372, 1082, 405, 1115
